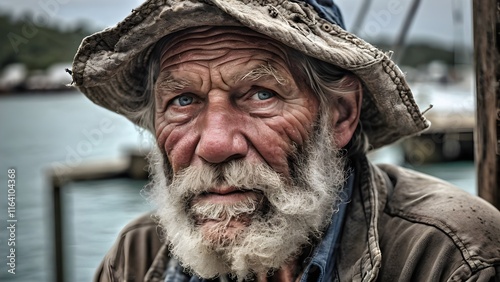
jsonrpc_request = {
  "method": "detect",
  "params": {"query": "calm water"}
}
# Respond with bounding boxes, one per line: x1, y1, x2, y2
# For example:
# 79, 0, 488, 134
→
0, 92, 476, 281
0, 92, 152, 282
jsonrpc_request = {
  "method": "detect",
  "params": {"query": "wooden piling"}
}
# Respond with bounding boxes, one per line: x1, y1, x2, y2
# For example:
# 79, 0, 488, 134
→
473, 0, 500, 209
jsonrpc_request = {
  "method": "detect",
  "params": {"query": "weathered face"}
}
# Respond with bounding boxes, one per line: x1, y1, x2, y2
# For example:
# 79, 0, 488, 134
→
154, 27, 319, 175
154, 27, 319, 231
150, 26, 347, 280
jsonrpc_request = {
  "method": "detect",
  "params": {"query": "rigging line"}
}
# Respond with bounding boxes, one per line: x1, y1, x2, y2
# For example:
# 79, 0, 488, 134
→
351, 0, 373, 34
392, 0, 422, 64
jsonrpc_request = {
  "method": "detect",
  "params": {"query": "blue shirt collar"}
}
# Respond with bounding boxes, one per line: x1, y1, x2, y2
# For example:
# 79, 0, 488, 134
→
299, 169, 354, 282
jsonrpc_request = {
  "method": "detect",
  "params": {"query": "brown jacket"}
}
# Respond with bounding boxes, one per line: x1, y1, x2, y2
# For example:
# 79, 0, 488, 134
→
94, 158, 500, 281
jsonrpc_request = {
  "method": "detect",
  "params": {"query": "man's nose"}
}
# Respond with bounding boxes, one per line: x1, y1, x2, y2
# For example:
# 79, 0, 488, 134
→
195, 101, 249, 164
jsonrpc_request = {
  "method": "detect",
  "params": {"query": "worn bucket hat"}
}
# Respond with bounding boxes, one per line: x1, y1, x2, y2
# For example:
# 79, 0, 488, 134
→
71, 0, 429, 149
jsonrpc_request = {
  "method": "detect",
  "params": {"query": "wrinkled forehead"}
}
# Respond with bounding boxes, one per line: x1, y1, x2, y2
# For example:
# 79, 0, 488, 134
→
158, 26, 293, 68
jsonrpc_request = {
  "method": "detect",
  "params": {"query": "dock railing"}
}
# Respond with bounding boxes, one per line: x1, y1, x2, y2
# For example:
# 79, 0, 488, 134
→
47, 149, 149, 282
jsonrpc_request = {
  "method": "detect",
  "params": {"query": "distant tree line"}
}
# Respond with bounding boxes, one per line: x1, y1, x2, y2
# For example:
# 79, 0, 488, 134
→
372, 40, 471, 68
1, 13, 94, 71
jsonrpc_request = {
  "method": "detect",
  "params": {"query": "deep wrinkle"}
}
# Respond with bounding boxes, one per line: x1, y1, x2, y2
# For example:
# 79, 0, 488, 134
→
154, 27, 319, 176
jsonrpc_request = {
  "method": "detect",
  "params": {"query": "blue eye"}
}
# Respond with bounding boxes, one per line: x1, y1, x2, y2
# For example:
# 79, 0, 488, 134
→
172, 95, 193, 106
253, 90, 275, 100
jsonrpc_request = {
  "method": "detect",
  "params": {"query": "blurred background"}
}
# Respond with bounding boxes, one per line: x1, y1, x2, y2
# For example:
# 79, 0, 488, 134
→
0, 0, 476, 281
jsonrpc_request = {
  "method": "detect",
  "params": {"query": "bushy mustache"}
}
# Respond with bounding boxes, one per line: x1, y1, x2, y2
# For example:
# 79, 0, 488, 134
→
169, 160, 284, 201
168, 159, 335, 220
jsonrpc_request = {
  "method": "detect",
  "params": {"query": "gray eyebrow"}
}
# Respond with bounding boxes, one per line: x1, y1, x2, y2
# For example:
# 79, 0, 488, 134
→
155, 73, 191, 93
238, 63, 288, 85
155, 63, 288, 94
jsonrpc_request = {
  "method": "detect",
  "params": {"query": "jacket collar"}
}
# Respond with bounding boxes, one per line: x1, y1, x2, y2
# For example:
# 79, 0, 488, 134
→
335, 156, 389, 281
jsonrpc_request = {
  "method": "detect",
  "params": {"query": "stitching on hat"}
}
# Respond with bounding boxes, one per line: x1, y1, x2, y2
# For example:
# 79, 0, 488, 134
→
382, 59, 427, 128
268, 6, 280, 18
281, 1, 317, 37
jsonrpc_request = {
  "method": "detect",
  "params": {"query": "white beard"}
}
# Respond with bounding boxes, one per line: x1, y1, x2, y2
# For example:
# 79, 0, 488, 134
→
145, 117, 347, 281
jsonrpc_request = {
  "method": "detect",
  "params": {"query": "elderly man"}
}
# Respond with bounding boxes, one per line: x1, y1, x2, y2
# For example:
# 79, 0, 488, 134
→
72, 0, 500, 281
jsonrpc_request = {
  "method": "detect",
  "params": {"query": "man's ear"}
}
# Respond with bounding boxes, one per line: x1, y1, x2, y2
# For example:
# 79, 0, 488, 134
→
331, 83, 362, 148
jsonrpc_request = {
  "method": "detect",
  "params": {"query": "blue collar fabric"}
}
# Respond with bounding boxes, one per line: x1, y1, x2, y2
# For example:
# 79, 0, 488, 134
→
299, 169, 354, 282
300, 0, 346, 29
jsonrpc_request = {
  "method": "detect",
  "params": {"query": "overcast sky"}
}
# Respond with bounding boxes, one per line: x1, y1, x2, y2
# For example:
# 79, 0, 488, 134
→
0, 0, 472, 49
